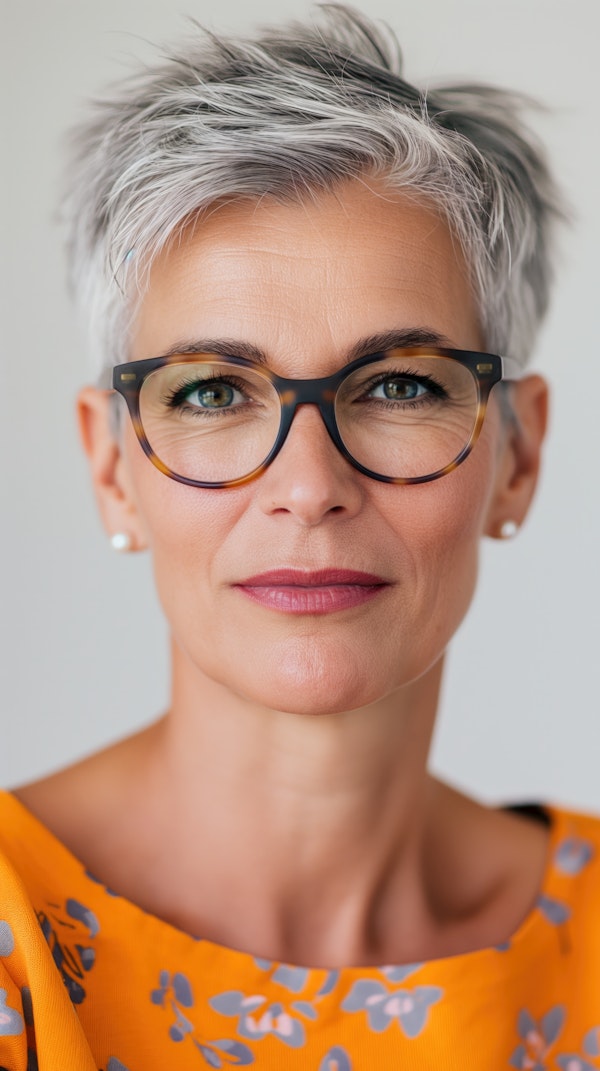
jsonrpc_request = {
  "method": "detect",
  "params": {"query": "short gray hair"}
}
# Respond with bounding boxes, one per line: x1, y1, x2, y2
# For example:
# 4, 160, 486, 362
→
63, 4, 564, 378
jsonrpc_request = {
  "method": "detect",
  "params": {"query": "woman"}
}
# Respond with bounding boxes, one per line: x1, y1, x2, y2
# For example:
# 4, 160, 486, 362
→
0, 6, 598, 1069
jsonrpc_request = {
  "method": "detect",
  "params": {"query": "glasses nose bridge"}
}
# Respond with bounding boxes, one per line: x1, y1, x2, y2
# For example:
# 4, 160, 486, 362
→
276, 372, 340, 443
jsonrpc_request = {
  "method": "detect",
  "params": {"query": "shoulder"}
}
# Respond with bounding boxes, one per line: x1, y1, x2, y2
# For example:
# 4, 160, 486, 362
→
0, 794, 39, 916
7, 725, 159, 869
0, 789, 105, 997
0, 791, 62, 932
0, 788, 90, 912
0, 789, 35, 876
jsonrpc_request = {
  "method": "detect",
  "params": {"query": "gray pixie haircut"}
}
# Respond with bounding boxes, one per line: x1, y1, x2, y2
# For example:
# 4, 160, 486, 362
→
63, 4, 563, 378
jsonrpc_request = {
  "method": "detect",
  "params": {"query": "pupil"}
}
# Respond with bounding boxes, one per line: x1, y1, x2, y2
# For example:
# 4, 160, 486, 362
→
384, 378, 416, 400
199, 383, 233, 407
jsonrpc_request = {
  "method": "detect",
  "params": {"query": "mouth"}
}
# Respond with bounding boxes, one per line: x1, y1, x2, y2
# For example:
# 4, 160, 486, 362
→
233, 569, 390, 614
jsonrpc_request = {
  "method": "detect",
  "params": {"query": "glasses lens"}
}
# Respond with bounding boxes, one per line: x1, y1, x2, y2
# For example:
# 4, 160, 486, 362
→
139, 361, 281, 483
335, 354, 479, 480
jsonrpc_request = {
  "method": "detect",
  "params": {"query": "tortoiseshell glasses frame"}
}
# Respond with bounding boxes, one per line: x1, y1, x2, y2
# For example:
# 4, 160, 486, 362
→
112, 346, 521, 489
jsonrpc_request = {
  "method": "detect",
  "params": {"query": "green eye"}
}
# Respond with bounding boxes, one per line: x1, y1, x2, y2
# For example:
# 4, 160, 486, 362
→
372, 378, 425, 401
190, 382, 237, 408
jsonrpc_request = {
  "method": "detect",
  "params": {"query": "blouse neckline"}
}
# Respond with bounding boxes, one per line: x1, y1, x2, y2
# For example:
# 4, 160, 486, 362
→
0, 789, 569, 982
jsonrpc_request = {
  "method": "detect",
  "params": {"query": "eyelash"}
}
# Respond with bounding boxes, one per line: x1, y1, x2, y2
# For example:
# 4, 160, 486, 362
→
358, 369, 448, 401
164, 374, 252, 411
159, 365, 448, 415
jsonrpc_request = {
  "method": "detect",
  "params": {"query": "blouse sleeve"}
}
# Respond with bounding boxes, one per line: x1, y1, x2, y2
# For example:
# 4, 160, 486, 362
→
0, 953, 27, 1071
0, 850, 97, 1071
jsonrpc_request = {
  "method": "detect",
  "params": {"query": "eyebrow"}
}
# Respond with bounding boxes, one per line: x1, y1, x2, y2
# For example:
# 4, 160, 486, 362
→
160, 327, 456, 366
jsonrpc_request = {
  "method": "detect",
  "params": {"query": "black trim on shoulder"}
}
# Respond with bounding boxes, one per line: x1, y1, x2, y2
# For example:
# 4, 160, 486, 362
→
503, 802, 552, 828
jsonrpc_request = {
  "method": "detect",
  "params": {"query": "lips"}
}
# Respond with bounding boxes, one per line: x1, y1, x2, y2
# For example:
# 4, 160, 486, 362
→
233, 569, 389, 614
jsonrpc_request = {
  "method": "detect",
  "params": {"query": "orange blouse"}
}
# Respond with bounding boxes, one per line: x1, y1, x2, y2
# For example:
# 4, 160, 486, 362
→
0, 790, 599, 1071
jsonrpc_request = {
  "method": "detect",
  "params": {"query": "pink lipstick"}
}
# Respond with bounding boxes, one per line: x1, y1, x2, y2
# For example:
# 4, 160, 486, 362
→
234, 569, 389, 614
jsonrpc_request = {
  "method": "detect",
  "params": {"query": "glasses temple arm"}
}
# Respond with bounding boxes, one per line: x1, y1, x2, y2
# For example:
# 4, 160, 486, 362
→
499, 355, 524, 381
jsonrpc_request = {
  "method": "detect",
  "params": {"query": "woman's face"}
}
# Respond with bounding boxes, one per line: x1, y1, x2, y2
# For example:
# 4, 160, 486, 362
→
88, 179, 543, 715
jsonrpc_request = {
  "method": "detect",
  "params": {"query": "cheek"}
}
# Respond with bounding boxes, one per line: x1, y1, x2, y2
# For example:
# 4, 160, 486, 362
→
387, 442, 499, 634
124, 421, 244, 545
119, 421, 503, 709
124, 435, 247, 616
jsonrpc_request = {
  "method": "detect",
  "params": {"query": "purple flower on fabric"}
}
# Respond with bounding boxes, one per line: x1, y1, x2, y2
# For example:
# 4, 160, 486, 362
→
152, 972, 254, 1065
290, 1001, 318, 1021
319, 1046, 353, 1071
193, 1038, 255, 1067
315, 970, 340, 999
151, 972, 195, 1043
509, 1006, 565, 1069
0, 988, 24, 1037
152, 969, 194, 1012
554, 837, 594, 876
66, 899, 100, 938
380, 964, 423, 983
37, 898, 98, 1005
556, 1058, 597, 1070
537, 895, 571, 926
509, 1053, 546, 1071
0, 921, 15, 957
556, 1024, 600, 1070
584, 1028, 600, 1057
210, 991, 306, 1048
271, 965, 311, 992
341, 979, 442, 1038
253, 960, 339, 1002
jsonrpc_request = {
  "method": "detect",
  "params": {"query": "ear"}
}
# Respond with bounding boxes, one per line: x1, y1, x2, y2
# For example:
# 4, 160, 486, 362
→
484, 374, 549, 539
77, 387, 148, 551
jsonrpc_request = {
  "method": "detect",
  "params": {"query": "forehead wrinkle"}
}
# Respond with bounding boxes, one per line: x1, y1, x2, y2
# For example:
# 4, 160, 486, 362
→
155, 326, 456, 367
134, 180, 482, 364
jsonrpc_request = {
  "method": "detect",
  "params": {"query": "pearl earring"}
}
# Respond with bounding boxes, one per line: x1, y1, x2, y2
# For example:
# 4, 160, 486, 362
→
499, 520, 518, 540
110, 532, 133, 552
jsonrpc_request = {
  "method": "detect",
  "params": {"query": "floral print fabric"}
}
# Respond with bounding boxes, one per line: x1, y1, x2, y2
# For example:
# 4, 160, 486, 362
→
0, 791, 598, 1070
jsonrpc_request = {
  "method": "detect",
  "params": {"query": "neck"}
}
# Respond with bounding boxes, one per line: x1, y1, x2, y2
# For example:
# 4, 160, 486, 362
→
133, 637, 444, 963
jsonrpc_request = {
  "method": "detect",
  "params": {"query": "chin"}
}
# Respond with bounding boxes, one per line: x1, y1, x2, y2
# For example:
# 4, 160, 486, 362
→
230, 636, 421, 717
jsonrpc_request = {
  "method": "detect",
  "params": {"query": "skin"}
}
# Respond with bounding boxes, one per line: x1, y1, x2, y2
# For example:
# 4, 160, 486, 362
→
17, 179, 549, 967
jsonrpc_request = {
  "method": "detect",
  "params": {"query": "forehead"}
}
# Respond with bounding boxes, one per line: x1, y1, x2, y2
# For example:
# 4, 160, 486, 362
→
131, 179, 482, 367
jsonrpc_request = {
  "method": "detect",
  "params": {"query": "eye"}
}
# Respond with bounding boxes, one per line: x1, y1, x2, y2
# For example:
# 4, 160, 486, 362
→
184, 379, 246, 409
164, 373, 253, 414
367, 376, 428, 402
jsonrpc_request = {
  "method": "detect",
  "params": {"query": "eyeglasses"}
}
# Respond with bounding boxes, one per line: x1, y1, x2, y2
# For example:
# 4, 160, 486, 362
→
112, 346, 520, 488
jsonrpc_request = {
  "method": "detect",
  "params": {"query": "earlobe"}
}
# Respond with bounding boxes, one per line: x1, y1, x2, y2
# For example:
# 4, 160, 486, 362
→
76, 387, 148, 551
484, 374, 549, 539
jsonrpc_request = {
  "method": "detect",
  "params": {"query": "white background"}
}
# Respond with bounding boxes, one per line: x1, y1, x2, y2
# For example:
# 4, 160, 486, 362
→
1, 0, 599, 809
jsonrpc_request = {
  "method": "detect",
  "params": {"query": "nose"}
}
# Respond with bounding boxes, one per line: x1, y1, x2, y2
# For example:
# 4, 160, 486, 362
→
255, 404, 364, 526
